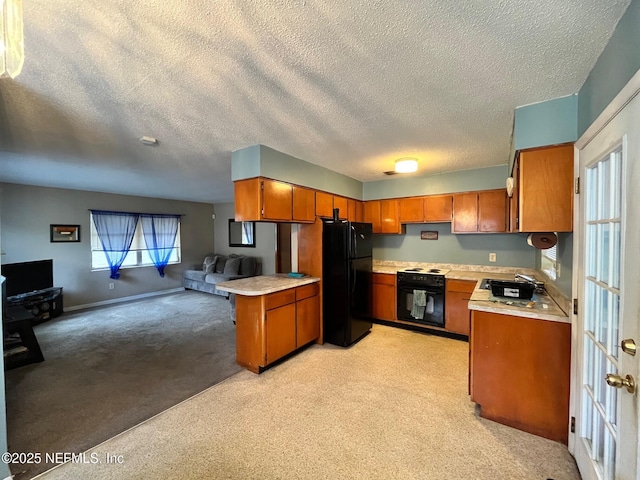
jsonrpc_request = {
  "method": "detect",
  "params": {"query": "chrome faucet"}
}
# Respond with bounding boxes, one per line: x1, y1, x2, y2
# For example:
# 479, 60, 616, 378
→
515, 273, 537, 285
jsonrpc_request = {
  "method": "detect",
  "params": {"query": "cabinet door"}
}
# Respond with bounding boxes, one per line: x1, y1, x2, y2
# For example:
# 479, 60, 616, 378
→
296, 295, 319, 346
519, 144, 573, 232
372, 273, 396, 321
372, 284, 396, 321
445, 279, 475, 336
363, 201, 382, 233
380, 199, 401, 234
424, 194, 453, 222
262, 179, 292, 221
234, 178, 262, 221
452, 193, 478, 233
292, 186, 315, 222
315, 191, 333, 218
478, 189, 507, 232
347, 199, 356, 222
399, 197, 425, 223
333, 196, 348, 219
354, 201, 364, 222
265, 303, 296, 364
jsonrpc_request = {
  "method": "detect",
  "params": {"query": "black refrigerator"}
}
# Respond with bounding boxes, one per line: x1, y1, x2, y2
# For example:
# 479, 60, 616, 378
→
322, 218, 373, 347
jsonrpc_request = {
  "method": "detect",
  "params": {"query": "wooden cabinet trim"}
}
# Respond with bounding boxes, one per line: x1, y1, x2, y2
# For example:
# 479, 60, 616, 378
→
296, 282, 319, 301
372, 272, 396, 285
265, 289, 296, 310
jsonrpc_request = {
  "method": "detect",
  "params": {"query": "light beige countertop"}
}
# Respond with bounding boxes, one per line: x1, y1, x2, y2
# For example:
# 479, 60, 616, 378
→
216, 275, 320, 296
371, 261, 570, 323
468, 279, 569, 323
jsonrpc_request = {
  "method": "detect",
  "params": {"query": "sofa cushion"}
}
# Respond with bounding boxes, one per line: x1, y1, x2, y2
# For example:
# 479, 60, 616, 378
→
214, 256, 227, 273
223, 257, 242, 275
240, 256, 257, 276
184, 270, 207, 283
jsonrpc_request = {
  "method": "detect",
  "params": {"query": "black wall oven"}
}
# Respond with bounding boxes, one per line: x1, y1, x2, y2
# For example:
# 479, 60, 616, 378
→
396, 271, 445, 327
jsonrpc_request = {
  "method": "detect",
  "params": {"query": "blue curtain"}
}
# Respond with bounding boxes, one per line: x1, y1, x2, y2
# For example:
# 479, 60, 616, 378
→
140, 214, 180, 277
91, 211, 139, 280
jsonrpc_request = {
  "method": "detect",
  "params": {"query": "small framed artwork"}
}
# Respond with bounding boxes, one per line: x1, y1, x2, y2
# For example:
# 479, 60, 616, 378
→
420, 231, 438, 240
50, 225, 80, 242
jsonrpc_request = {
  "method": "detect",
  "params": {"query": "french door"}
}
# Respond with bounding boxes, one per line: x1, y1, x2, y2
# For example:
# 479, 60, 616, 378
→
572, 87, 640, 479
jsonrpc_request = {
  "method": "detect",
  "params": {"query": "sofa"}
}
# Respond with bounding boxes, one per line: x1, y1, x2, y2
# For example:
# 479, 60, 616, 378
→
183, 253, 260, 297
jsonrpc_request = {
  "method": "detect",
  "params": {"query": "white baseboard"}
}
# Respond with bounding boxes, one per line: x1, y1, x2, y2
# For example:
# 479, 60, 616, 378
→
64, 288, 186, 312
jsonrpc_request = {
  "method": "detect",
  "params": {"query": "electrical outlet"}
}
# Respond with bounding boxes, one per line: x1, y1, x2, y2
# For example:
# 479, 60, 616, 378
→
109, 282, 115, 290
489, 252, 497, 262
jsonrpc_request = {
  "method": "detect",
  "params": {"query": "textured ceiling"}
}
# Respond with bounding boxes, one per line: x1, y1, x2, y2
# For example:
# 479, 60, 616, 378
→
0, 0, 631, 203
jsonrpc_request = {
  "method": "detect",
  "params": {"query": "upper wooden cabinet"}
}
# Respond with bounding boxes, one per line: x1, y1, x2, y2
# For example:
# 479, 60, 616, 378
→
452, 189, 507, 233
315, 191, 333, 218
333, 196, 349, 220
424, 194, 453, 222
380, 199, 404, 234
364, 201, 382, 233
347, 199, 364, 222
399, 197, 424, 223
514, 144, 574, 232
292, 186, 315, 223
235, 178, 293, 222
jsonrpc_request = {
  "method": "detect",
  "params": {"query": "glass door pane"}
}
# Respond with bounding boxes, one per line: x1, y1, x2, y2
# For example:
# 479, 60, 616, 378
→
581, 147, 622, 480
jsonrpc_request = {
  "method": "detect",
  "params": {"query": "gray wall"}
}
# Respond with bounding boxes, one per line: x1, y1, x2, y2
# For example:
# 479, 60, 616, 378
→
578, 0, 640, 135
213, 202, 276, 275
0, 183, 214, 308
374, 223, 536, 268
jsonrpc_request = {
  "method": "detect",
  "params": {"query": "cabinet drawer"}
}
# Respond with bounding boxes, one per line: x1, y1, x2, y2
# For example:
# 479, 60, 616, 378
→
446, 279, 476, 294
372, 273, 396, 285
296, 282, 319, 301
265, 289, 296, 310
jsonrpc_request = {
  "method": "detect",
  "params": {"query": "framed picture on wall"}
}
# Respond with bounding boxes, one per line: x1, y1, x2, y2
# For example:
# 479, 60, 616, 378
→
50, 225, 80, 242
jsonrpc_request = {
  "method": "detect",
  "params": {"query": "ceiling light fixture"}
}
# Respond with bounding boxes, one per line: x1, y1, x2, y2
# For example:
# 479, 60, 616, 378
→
139, 136, 159, 146
395, 158, 418, 173
0, 0, 25, 79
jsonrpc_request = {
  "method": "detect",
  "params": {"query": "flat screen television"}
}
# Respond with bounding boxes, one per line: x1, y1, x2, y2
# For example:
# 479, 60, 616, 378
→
1, 259, 54, 297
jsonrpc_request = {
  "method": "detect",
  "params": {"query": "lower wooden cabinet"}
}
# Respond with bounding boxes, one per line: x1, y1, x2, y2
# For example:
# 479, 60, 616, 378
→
444, 279, 475, 336
372, 273, 396, 321
470, 310, 571, 444
235, 283, 320, 373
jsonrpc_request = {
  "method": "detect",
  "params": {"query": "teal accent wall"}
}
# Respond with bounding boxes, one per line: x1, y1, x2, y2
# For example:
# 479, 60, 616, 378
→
232, 145, 362, 199
578, 0, 640, 135
373, 223, 535, 268
231, 145, 261, 181
513, 94, 578, 152
363, 165, 508, 200
535, 233, 573, 297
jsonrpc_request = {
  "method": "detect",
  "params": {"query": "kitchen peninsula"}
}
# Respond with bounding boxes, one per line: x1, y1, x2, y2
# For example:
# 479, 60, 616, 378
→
217, 275, 321, 374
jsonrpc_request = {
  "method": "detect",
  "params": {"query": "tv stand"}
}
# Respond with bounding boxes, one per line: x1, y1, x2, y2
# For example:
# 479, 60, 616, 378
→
7, 287, 63, 322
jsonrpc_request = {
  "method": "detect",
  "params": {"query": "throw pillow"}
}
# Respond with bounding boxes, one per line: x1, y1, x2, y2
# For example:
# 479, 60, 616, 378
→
203, 255, 218, 272
214, 256, 227, 273
223, 257, 242, 276
240, 256, 256, 276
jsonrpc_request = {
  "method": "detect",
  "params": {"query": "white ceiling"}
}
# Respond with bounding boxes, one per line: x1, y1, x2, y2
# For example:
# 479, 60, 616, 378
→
0, 0, 631, 204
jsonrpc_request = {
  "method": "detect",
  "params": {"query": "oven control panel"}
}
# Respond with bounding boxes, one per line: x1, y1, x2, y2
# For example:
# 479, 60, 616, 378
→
397, 272, 445, 287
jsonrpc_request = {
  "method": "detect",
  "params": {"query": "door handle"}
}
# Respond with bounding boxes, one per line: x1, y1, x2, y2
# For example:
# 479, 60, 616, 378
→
605, 373, 636, 394
621, 338, 637, 356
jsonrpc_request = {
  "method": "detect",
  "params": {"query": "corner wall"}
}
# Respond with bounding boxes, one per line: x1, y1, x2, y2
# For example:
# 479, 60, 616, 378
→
213, 203, 276, 275
0, 183, 215, 308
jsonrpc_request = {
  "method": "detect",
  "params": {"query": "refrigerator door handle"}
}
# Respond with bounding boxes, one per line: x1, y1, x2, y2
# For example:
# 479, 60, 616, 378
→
351, 225, 357, 258
350, 262, 357, 296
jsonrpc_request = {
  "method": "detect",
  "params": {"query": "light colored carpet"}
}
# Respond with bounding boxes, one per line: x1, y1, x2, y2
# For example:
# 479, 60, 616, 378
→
34, 324, 580, 480
5, 291, 242, 479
